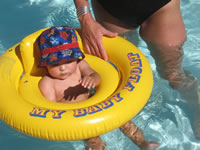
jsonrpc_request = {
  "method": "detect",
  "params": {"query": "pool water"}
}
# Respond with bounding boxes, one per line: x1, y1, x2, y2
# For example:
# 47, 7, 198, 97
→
0, 0, 200, 149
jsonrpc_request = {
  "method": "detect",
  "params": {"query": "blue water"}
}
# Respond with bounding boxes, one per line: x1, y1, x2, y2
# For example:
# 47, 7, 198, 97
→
0, 0, 200, 149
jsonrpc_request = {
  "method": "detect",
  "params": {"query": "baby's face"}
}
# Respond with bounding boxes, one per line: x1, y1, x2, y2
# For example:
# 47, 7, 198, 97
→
47, 60, 78, 80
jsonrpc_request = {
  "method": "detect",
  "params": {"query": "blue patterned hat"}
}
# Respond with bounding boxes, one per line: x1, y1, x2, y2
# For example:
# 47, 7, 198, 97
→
37, 26, 85, 67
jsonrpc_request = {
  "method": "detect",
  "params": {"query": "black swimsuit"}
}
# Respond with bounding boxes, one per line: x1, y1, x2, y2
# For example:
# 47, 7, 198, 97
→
97, 0, 171, 28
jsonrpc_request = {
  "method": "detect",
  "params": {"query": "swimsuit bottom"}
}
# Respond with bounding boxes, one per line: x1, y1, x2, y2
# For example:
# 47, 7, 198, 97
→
97, 0, 171, 28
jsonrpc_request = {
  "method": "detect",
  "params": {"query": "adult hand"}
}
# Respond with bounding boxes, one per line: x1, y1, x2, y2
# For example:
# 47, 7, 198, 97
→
79, 13, 118, 61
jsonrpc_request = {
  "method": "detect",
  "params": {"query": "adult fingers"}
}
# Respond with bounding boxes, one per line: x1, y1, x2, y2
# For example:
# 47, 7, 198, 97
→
83, 35, 102, 58
96, 38, 108, 61
91, 29, 117, 60
104, 29, 118, 38
83, 34, 107, 60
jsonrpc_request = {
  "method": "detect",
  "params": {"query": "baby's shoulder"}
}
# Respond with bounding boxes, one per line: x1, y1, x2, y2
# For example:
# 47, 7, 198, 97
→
78, 59, 87, 66
39, 76, 54, 87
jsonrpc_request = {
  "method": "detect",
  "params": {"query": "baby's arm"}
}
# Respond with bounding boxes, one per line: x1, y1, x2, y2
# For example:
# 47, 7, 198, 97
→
39, 77, 57, 102
79, 60, 101, 89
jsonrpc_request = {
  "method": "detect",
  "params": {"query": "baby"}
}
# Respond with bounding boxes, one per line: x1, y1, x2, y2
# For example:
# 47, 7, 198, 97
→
37, 26, 159, 150
37, 26, 100, 103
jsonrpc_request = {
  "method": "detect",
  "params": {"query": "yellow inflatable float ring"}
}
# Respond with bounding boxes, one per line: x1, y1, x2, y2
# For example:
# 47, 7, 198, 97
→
0, 28, 153, 141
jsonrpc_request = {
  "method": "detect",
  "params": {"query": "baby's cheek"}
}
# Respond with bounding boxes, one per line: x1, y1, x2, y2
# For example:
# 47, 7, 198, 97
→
69, 63, 77, 73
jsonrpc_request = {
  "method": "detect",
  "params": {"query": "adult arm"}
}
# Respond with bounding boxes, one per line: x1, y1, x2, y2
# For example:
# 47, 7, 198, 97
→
73, 0, 117, 61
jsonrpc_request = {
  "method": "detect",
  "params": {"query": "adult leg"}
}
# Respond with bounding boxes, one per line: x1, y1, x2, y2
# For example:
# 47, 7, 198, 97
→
91, 0, 200, 139
91, 0, 134, 34
140, 0, 200, 138
120, 121, 160, 150
91, 0, 140, 49
84, 136, 106, 150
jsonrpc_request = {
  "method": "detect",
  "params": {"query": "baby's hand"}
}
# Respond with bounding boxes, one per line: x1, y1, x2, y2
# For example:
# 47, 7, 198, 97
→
80, 76, 96, 89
